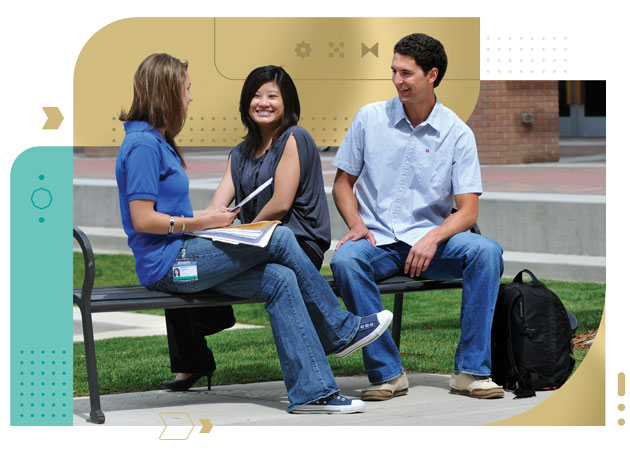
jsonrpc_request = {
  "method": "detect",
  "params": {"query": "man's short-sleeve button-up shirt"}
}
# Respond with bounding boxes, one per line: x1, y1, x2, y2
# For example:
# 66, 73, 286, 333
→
333, 97, 483, 246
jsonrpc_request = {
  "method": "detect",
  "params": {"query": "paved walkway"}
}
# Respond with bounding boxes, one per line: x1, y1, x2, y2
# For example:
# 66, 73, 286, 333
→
73, 307, 262, 342
73, 373, 554, 426
73, 309, 555, 426
74, 138, 605, 195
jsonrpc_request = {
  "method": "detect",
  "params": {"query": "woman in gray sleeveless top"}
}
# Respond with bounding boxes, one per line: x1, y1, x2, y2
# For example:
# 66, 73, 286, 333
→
211, 65, 330, 268
163, 66, 337, 393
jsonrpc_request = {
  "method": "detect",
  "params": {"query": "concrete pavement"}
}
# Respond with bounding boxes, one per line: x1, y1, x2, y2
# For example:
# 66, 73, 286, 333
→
73, 372, 554, 426
73, 310, 554, 426
73, 307, 262, 342
74, 138, 605, 194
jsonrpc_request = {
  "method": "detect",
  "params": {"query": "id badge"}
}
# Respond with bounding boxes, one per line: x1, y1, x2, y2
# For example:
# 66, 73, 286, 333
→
173, 248, 198, 283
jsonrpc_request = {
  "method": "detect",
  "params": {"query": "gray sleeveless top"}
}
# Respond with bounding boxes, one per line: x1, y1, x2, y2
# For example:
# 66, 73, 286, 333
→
230, 126, 331, 261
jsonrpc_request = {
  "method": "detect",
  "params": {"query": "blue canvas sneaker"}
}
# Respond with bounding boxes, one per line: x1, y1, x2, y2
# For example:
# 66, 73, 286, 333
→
334, 310, 393, 358
291, 394, 365, 414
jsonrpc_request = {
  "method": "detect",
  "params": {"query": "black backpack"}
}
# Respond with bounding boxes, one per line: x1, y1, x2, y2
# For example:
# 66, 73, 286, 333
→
491, 269, 577, 398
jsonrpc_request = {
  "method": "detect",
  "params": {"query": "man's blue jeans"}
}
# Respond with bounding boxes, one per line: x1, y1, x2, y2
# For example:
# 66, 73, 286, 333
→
331, 232, 503, 384
153, 226, 360, 412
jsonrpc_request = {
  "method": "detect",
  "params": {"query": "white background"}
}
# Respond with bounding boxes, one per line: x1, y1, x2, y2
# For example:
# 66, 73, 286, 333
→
1, 0, 626, 447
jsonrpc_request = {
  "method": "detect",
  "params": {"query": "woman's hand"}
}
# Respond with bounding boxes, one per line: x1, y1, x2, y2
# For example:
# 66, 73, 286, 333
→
199, 206, 240, 230
194, 205, 231, 217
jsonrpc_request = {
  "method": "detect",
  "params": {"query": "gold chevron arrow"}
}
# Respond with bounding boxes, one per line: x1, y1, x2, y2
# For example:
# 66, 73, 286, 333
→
158, 412, 194, 440
42, 107, 64, 130
199, 418, 213, 433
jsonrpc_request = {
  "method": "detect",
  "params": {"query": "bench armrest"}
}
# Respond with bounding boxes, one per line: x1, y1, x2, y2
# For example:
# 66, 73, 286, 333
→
74, 225, 95, 306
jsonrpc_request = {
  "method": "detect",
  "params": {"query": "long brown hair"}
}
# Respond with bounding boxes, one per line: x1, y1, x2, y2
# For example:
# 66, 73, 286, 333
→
119, 53, 189, 167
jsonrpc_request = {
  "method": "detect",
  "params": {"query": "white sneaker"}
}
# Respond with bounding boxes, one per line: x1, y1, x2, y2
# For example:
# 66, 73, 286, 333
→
449, 372, 504, 399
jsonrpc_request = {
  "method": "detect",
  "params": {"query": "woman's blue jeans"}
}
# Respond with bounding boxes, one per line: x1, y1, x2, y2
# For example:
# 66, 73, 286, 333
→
153, 226, 360, 412
330, 232, 503, 383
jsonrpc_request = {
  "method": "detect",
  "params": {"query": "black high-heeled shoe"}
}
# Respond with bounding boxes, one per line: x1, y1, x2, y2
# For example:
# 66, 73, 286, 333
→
162, 372, 213, 391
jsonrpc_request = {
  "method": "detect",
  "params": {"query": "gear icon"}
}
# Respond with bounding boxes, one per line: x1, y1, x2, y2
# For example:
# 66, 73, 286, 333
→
294, 41, 312, 59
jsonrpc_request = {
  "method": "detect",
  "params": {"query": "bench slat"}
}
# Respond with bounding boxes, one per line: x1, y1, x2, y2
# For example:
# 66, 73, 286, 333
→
74, 277, 463, 313
86, 296, 266, 313
73, 278, 462, 303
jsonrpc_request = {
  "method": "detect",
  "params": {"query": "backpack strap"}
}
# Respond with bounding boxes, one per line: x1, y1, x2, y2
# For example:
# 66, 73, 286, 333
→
502, 286, 536, 398
513, 269, 545, 288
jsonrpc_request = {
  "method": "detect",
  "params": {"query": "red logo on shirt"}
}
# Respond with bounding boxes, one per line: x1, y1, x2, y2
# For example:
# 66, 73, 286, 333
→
425, 149, 430, 153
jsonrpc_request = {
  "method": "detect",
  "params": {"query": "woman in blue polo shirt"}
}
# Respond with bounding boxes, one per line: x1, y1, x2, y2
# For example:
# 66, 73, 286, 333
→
115, 53, 392, 414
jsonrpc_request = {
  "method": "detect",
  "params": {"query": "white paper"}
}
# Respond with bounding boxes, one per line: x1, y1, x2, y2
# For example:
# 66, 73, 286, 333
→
229, 177, 273, 212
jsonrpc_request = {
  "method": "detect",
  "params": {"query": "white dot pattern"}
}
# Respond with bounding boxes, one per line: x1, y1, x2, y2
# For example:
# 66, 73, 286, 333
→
482, 35, 569, 78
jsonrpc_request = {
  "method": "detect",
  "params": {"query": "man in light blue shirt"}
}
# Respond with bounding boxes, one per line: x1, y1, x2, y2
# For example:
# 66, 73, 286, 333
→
331, 33, 505, 401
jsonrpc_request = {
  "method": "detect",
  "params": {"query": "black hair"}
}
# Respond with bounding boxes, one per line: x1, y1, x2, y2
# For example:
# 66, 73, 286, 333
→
239, 65, 300, 159
394, 33, 448, 87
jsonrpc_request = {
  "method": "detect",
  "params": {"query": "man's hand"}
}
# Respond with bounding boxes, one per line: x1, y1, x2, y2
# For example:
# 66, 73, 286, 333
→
404, 194, 480, 278
404, 232, 440, 278
333, 169, 376, 250
335, 224, 376, 250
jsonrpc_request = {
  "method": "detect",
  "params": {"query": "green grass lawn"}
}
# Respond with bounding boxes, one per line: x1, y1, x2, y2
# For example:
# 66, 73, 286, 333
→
73, 253, 605, 397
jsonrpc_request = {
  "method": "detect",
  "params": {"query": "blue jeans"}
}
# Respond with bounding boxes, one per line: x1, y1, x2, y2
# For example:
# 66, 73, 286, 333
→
153, 226, 360, 412
330, 232, 503, 383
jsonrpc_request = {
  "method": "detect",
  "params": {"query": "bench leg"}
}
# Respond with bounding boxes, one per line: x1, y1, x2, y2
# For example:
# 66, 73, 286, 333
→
77, 302, 106, 424
392, 293, 404, 349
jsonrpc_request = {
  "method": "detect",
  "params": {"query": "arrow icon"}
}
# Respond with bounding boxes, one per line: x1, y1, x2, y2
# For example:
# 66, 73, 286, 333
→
361, 42, 379, 58
158, 412, 194, 440
200, 418, 213, 433
42, 107, 64, 130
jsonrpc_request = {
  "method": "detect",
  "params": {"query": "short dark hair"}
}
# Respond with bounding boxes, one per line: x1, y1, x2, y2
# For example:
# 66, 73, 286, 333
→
394, 33, 448, 87
239, 65, 301, 159
119, 53, 189, 167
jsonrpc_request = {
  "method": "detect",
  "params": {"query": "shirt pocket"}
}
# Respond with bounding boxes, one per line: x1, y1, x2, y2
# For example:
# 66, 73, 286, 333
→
430, 148, 451, 183
425, 150, 452, 201
413, 147, 448, 180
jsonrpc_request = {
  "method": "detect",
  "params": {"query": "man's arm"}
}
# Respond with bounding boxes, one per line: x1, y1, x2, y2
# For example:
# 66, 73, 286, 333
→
332, 169, 376, 249
404, 192, 479, 278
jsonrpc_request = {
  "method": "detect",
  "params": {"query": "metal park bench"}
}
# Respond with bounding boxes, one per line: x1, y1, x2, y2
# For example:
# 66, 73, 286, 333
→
74, 221, 477, 423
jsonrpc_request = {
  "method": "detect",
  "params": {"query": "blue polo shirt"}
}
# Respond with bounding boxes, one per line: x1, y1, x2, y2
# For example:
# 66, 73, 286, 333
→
115, 121, 193, 286
334, 97, 483, 247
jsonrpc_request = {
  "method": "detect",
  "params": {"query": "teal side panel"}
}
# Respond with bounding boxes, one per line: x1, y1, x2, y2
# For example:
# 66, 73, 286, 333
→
11, 147, 73, 425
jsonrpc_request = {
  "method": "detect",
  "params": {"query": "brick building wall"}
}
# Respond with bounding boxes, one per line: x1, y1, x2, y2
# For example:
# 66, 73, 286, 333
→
467, 81, 559, 165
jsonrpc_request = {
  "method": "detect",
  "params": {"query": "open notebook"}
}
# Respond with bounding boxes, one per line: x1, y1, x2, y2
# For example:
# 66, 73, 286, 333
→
186, 220, 281, 247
